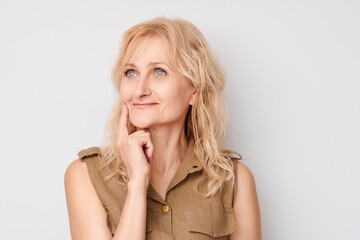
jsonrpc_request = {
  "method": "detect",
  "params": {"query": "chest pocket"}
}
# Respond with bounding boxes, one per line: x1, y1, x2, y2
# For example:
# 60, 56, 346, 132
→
184, 206, 236, 239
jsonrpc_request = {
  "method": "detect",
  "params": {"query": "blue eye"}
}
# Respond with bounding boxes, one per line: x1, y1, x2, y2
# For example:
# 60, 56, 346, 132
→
124, 69, 136, 77
155, 68, 166, 76
124, 68, 166, 78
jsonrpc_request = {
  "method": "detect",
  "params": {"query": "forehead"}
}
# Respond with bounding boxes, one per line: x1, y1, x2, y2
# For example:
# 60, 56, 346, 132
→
124, 35, 174, 65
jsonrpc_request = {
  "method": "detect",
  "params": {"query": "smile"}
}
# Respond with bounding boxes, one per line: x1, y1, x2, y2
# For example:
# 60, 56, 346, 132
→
133, 103, 159, 109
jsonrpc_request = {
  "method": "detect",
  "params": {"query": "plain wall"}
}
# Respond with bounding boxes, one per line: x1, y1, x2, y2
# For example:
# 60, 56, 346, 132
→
0, 0, 359, 239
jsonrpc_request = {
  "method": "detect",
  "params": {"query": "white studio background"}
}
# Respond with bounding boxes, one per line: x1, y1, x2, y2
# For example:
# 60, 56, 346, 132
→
0, 0, 359, 239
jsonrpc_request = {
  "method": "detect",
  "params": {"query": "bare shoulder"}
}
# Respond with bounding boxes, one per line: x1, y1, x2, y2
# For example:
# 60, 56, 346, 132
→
233, 161, 258, 202
65, 158, 88, 182
230, 161, 262, 240
64, 158, 112, 240
64, 158, 95, 196
64, 145, 103, 198
64, 158, 92, 187
235, 161, 257, 185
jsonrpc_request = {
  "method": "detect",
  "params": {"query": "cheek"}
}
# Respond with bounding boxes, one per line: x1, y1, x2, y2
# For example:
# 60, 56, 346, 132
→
119, 81, 132, 101
162, 84, 190, 107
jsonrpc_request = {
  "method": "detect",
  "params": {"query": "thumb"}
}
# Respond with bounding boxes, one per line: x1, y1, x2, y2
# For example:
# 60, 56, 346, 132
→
143, 140, 154, 162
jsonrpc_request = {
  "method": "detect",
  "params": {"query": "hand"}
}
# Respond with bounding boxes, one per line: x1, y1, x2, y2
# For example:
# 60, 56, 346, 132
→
116, 102, 154, 185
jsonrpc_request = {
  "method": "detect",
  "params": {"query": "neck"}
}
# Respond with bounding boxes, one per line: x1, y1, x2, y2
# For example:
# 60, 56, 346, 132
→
136, 123, 189, 174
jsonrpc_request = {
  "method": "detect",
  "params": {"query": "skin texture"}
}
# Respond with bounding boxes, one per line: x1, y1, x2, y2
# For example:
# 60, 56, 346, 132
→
64, 35, 261, 240
230, 163, 262, 239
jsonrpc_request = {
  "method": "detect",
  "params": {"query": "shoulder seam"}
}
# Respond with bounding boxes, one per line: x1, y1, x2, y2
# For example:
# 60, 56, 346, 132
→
223, 149, 242, 161
78, 146, 101, 161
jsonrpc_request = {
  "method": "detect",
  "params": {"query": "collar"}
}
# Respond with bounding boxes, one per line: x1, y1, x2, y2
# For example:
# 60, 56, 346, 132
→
147, 137, 203, 204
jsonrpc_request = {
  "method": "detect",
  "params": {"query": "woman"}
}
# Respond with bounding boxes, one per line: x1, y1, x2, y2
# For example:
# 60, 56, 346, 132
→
65, 17, 261, 240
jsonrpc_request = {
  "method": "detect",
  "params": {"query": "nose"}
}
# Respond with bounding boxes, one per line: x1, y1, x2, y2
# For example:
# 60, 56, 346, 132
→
135, 75, 152, 98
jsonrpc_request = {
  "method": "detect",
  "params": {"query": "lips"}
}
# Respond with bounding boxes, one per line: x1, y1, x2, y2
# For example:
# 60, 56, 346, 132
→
133, 103, 158, 106
133, 103, 159, 108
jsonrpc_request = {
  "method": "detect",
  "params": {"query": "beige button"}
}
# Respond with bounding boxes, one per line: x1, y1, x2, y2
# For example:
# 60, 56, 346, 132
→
161, 204, 169, 213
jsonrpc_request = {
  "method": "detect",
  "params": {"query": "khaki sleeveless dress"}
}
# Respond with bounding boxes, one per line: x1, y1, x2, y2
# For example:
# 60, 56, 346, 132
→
78, 138, 242, 240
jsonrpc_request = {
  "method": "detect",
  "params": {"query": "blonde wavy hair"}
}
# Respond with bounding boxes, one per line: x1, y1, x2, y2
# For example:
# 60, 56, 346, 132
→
99, 16, 242, 198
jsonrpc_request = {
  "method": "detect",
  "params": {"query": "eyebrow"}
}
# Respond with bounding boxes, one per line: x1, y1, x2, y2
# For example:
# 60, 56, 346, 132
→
124, 61, 170, 68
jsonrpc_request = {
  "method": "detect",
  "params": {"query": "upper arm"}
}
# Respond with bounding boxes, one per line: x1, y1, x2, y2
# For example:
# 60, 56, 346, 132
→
64, 159, 113, 240
229, 162, 262, 240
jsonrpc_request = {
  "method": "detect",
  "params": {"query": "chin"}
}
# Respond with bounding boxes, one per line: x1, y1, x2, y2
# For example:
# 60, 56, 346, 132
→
130, 118, 154, 129
132, 123, 153, 129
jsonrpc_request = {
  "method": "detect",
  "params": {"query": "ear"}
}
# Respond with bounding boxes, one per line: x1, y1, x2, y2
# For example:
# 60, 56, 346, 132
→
189, 89, 198, 106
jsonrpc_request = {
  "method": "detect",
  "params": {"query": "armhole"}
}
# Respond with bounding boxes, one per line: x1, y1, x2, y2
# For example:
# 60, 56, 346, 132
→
81, 155, 105, 207
232, 158, 239, 207
223, 150, 242, 207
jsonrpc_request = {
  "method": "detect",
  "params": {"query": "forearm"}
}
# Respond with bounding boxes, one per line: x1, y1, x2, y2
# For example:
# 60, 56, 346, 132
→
112, 179, 149, 240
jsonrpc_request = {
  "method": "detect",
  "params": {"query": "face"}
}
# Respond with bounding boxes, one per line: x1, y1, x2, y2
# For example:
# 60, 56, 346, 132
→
119, 35, 197, 130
